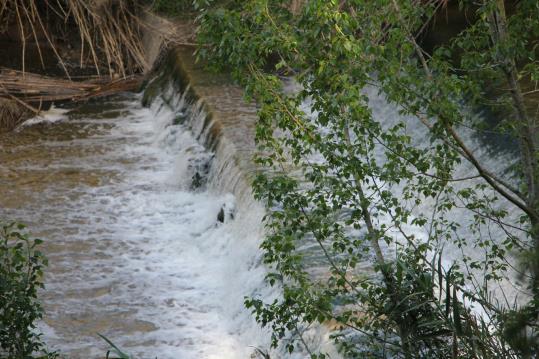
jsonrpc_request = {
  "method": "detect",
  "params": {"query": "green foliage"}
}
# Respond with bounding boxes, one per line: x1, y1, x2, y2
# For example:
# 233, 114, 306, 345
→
195, 0, 539, 357
0, 222, 57, 359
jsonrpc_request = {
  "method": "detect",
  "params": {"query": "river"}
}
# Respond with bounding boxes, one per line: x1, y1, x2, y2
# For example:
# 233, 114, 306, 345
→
0, 92, 281, 358
0, 63, 524, 358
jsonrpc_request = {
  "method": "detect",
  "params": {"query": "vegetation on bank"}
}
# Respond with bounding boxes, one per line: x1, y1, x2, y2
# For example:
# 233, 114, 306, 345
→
194, 0, 539, 357
0, 221, 132, 359
0, 0, 147, 77
0, 223, 57, 359
0, 0, 150, 131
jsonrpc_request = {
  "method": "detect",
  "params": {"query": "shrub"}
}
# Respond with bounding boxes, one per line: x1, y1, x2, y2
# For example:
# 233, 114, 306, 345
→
0, 222, 57, 359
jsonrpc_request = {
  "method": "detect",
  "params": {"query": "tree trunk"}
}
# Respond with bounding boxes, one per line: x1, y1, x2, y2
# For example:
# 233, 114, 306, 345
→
489, 0, 539, 299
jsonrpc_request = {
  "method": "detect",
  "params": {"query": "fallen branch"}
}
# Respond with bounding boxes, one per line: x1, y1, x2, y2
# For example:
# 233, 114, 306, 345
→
0, 68, 142, 103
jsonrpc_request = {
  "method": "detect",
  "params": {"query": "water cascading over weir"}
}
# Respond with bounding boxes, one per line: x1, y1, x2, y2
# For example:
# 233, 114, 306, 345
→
135, 47, 338, 357
0, 8, 526, 357
0, 37, 335, 356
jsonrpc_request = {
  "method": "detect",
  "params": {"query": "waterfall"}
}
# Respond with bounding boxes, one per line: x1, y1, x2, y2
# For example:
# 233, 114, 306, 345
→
141, 49, 524, 356
144, 69, 337, 358
0, 52, 335, 356
0, 44, 522, 358
365, 84, 524, 301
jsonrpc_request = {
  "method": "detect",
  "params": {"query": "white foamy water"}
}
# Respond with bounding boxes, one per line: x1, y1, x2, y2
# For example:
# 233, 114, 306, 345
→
18, 105, 70, 127
0, 92, 279, 358
294, 83, 526, 309
0, 82, 337, 358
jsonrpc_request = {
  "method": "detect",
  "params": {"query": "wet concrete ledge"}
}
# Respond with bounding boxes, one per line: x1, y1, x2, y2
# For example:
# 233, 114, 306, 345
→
144, 46, 260, 202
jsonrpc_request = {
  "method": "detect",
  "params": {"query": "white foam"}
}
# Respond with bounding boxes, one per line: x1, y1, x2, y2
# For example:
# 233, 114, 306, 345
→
18, 105, 70, 128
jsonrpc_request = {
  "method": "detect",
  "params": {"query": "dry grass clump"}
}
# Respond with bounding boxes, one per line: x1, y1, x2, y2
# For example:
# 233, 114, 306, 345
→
0, 0, 148, 78
0, 97, 30, 132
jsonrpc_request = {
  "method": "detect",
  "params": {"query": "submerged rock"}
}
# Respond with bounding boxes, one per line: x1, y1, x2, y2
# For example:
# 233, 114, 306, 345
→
188, 153, 213, 191
217, 207, 225, 223
216, 202, 235, 224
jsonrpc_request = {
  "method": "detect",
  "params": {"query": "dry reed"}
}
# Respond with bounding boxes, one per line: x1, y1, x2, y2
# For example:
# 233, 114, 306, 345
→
0, 97, 30, 132
0, 0, 148, 78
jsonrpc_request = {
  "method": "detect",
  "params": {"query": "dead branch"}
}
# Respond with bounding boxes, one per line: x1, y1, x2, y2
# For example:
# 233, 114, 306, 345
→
0, 68, 142, 103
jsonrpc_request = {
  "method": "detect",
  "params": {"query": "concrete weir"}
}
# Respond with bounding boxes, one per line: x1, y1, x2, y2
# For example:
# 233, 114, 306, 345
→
142, 46, 260, 206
